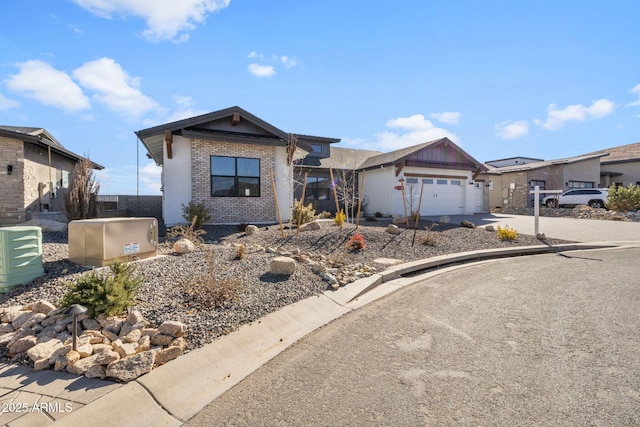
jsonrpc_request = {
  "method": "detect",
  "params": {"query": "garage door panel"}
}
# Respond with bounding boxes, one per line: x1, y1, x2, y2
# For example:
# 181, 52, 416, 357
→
419, 178, 464, 215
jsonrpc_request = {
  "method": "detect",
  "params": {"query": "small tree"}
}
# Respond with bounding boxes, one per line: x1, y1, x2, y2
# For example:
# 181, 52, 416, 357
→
182, 202, 211, 229
64, 157, 100, 221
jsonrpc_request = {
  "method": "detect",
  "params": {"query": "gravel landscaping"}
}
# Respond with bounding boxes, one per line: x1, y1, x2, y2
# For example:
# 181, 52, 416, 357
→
1, 218, 572, 361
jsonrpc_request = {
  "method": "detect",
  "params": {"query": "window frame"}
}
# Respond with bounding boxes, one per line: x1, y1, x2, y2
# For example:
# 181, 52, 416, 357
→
210, 155, 261, 197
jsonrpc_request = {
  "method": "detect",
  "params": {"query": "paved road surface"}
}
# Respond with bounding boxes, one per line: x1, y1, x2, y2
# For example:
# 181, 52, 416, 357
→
187, 247, 640, 426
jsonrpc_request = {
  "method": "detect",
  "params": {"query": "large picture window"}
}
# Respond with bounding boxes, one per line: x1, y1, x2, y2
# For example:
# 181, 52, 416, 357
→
211, 156, 260, 197
304, 176, 331, 202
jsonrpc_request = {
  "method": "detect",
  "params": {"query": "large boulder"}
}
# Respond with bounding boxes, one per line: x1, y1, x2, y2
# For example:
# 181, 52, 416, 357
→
157, 321, 187, 338
106, 350, 156, 382
245, 224, 259, 235
269, 257, 296, 276
386, 224, 402, 235
299, 221, 322, 232
173, 238, 195, 254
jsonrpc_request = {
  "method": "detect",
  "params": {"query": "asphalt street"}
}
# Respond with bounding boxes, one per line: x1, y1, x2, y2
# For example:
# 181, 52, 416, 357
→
187, 246, 640, 426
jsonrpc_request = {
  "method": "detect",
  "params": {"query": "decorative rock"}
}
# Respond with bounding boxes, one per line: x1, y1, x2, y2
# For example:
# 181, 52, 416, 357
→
113, 340, 138, 358
0, 323, 14, 334
92, 344, 112, 353
125, 328, 142, 343
386, 224, 402, 235
95, 350, 120, 365
34, 358, 51, 370
154, 346, 182, 365
321, 272, 337, 285
119, 321, 133, 338
170, 337, 186, 352
9, 336, 37, 354
269, 257, 296, 276
12, 312, 37, 329
65, 350, 80, 365
299, 221, 321, 231
67, 353, 101, 375
102, 329, 119, 342
106, 350, 156, 382
76, 343, 93, 358
392, 216, 407, 225
174, 238, 195, 254
245, 224, 259, 235
27, 338, 63, 362
32, 300, 56, 315
157, 321, 187, 338
1, 306, 24, 323
127, 310, 145, 325
484, 225, 495, 232
23, 313, 47, 329
85, 365, 107, 379
82, 318, 101, 331
138, 335, 151, 351
150, 334, 174, 346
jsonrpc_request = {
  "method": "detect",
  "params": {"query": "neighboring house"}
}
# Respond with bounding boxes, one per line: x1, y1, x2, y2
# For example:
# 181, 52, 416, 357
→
135, 106, 339, 226
0, 126, 104, 226
480, 153, 608, 209
485, 156, 544, 168
579, 142, 640, 188
357, 138, 488, 217
294, 146, 382, 214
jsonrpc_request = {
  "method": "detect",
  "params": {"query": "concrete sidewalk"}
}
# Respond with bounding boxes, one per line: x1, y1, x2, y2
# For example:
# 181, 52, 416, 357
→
1, 216, 639, 426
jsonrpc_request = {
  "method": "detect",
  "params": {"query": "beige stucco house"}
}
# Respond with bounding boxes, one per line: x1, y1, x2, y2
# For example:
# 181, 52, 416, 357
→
580, 142, 640, 188
0, 126, 103, 226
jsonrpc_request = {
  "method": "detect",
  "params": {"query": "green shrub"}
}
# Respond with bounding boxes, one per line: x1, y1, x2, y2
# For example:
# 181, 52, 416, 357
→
606, 184, 640, 212
496, 225, 518, 241
182, 202, 211, 229
334, 210, 346, 226
460, 220, 476, 228
60, 260, 142, 317
292, 200, 317, 225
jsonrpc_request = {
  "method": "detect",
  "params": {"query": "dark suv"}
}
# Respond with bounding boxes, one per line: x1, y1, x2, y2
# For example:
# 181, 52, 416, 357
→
543, 188, 609, 208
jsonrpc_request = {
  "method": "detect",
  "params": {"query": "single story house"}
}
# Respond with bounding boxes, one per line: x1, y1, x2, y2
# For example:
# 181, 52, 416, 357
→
485, 156, 544, 168
580, 142, 640, 188
136, 106, 340, 226
480, 153, 608, 209
0, 126, 103, 226
357, 138, 488, 217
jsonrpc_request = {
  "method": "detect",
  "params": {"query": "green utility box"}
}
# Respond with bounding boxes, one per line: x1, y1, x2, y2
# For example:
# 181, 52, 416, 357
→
0, 226, 45, 291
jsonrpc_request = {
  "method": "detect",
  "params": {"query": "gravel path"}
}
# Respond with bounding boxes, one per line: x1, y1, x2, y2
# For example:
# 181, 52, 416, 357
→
0, 220, 567, 355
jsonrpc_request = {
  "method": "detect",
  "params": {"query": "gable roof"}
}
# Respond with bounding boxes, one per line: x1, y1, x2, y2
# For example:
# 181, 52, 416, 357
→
358, 137, 486, 173
488, 152, 608, 174
0, 126, 103, 169
297, 146, 383, 169
579, 141, 640, 164
136, 106, 340, 166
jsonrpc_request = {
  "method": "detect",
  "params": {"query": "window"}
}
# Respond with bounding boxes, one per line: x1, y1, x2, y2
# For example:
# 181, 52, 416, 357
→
405, 178, 419, 184
310, 144, 323, 153
211, 156, 260, 197
437, 179, 447, 185
423, 178, 433, 185
568, 181, 594, 189
451, 180, 461, 186
304, 176, 331, 202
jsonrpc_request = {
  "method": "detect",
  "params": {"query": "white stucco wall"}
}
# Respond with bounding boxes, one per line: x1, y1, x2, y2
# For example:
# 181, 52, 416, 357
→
361, 167, 394, 216
274, 146, 292, 223
162, 135, 192, 226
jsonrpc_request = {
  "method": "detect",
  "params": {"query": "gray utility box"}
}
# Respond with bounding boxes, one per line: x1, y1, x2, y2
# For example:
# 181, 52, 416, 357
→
0, 226, 45, 291
69, 217, 158, 267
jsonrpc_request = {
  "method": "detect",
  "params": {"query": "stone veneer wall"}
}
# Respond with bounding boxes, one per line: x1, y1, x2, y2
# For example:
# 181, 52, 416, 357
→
191, 139, 277, 224
0, 137, 26, 226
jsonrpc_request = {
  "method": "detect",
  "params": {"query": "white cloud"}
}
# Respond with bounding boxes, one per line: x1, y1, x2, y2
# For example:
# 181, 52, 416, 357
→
534, 98, 615, 130
95, 161, 161, 194
627, 84, 640, 107
247, 51, 263, 60
73, 57, 160, 118
248, 63, 275, 78
344, 114, 457, 152
5, 60, 90, 112
0, 93, 20, 110
165, 95, 208, 122
72, 0, 230, 42
281, 56, 297, 68
429, 111, 461, 125
495, 120, 529, 139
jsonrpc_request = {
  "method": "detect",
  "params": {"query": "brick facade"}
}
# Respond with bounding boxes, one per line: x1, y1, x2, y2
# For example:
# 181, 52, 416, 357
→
191, 139, 279, 223
0, 137, 25, 225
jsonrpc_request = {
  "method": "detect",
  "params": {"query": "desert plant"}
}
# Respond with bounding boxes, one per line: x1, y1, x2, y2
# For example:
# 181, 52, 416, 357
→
606, 184, 640, 212
182, 202, 211, 229
410, 211, 421, 222
165, 216, 207, 246
183, 248, 242, 308
318, 211, 332, 219
419, 223, 439, 246
64, 157, 100, 221
346, 233, 366, 250
60, 260, 141, 317
460, 220, 476, 228
234, 244, 246, 260
496, 225, 518, 241
334, 210, 346, 226
292, 199, 317, 225
374, 211, 383, 218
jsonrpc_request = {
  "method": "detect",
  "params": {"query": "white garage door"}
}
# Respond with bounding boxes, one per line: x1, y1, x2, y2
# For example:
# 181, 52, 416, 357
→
419, 178, 465, 215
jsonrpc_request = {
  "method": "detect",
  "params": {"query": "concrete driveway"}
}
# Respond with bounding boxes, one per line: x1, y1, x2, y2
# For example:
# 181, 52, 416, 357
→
186, 246, 640, 426
425, 213, 640, 243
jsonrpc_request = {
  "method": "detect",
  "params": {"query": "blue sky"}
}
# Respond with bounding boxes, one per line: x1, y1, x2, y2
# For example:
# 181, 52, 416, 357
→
1, 1, 639, 195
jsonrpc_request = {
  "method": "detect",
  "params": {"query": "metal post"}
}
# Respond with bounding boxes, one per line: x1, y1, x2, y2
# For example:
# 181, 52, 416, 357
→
534, 186, 540, 237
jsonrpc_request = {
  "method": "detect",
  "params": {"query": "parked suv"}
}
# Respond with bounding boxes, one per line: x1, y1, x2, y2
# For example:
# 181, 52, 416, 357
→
543, 188, 609, 208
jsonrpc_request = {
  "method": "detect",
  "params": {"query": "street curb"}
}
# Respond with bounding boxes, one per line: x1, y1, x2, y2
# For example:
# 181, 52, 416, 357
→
45, 241, 629, 425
